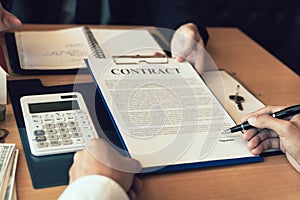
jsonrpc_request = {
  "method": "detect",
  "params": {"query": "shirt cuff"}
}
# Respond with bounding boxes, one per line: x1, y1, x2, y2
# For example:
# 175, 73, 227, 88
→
59, 175, 129, 200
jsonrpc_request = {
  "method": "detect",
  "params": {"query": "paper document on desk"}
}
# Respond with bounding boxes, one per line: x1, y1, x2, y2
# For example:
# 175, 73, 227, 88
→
202, 70, 265, 123
86, 57, 262, 171
14, 27, 163, 70
0, 144, 18, 200
203, 70, 281, 155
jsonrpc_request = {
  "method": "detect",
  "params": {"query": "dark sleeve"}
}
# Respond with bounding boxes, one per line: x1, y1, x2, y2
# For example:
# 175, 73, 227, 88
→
0, 0, 13, 10
147, 0, 209, 45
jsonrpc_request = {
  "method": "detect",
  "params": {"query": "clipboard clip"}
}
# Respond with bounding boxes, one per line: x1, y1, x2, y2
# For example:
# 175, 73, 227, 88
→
112, 54, 168, 65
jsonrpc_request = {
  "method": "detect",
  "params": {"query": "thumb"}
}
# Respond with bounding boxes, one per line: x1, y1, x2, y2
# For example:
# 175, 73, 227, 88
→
5, 11, 22, 26
248, 114, 289, 137
86, 139, 142, 173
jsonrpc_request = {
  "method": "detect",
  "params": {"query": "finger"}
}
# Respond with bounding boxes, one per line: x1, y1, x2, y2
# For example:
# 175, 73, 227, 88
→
1, 9, 22, 26
0, 14, 22, 31
5, 13, 22, 26
171, 36, 195, 60
153, 52, 166, 57
250, 138, 280, 155
246, 129, 277, 149
86, 139, 142, 173
131, 176, 143, 194
68, 165, 75, 183
68, 150, 84, 183
241, 106, 284, 123
291, 113, 300, 123
248, 114, 294, 138
127, 189, 136, 200
171, 24, 200, 60
242, 128, 259, 141
185, 43, 205, 74
176, 56, 186, 62
286, 151, 300, 173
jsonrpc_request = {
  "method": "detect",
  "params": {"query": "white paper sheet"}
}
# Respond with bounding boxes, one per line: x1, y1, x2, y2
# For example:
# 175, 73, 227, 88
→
87, 57, 260, 169
15, 27, 163, 70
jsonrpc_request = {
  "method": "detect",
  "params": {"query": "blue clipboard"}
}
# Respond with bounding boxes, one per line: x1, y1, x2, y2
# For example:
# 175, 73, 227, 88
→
84, 58, 264, 174
8, 78, 266, 188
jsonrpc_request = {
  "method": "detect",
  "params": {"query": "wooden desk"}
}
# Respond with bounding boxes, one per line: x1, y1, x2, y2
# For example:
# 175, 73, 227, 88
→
2, 25, 300, 200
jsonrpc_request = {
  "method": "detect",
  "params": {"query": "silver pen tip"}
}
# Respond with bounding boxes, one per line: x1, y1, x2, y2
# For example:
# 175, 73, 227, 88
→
221, 129, 231, 135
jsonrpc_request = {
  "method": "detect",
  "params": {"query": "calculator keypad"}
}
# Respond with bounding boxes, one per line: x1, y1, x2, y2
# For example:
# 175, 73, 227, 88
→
29, 111, 96, 154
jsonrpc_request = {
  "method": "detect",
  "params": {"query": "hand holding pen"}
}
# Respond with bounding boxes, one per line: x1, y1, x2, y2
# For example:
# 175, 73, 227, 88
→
238, 105, 300, 173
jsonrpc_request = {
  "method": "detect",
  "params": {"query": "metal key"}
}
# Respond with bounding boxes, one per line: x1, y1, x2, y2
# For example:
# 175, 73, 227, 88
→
229, 85, 245, 111
229, 95, 245, 110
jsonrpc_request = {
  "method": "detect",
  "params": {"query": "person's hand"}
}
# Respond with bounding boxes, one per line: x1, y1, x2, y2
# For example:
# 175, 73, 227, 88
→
69, 139, 143, 199
242, 106, 300, 172
171, 23, 205, 74
0, 3, 22, 31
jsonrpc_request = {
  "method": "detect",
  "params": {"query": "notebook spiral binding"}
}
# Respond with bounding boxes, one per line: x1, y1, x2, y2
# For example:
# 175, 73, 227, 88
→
83, 27, 105, 59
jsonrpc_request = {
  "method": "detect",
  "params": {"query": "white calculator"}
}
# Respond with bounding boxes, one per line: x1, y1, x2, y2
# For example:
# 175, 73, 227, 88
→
20, 92, 98, 156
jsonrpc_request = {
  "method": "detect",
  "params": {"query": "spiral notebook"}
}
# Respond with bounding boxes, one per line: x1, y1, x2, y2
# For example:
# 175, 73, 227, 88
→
5, 27, 162, 73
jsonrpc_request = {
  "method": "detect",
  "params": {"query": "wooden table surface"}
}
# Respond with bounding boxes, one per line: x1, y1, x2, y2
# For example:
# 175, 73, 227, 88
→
1, 25, 300, 200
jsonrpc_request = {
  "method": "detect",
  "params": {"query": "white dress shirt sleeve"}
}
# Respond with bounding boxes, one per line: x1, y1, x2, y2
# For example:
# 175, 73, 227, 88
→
58, 175, 129, 200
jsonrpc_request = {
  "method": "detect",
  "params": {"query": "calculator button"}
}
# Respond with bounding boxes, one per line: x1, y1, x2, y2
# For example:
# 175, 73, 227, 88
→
31, 114, 41, 119
55, 113, 64, 117
72, 132, 82, 138
34, 130, 45, 136
46, 129, 57, 134
57, 122, 68, 127
66, 112, 75, 117
48, 134, 60, 140
43, 114, 53, 119
50, 140, 61, 146
78, 115, 87, 120
55, 117, 65, 122
36, 142, 48, 148
80, 120, 90, 126
58, 127, 69, 133
67, 116, 76, 121
32, 118, 42, 123
82, 125, 91, 131
70, 127, 80, 132
62, 139, 73, 145
68, 121, 77, 127
35, 136, 47, 142
84, 133, 94, 139
44, 118, 54, 123
73, 138, 85, 144
76, 111, 85, 115
61, 133, 71, 139
45, 123, 55, 129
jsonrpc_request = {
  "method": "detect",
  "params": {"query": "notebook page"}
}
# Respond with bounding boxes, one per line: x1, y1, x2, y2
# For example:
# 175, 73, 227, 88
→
90, 29, 164, 57
15, 27, 91, 70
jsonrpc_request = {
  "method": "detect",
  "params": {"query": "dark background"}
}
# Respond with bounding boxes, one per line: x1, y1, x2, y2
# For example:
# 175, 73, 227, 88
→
191, 0, 300, 75
9, 0, 300, 75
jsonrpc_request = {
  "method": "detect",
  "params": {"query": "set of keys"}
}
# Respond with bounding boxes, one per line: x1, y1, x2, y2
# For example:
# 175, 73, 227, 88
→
229, 85, 245, 111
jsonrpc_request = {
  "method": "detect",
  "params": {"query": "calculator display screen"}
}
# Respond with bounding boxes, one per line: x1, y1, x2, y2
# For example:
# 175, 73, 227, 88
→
28, 100, 80, 113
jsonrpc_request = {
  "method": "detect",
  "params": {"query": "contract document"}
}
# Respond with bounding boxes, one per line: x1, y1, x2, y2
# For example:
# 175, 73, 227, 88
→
86, 57, 262, 172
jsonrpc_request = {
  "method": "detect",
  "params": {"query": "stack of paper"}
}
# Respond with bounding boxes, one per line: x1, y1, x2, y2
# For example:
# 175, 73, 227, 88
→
0, 144, 19, 200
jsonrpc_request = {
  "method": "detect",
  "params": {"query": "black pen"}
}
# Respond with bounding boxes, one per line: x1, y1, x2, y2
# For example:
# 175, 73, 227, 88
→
221, 104, 300, 134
